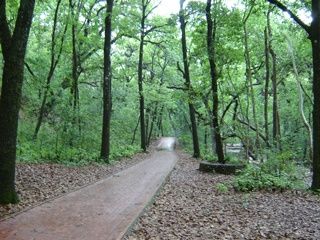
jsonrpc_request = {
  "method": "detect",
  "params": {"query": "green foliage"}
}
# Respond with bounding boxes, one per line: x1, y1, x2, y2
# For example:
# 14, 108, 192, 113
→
17, 141, 140, 167
224, 155, 246, 165
216, 183, 229, 193
0, 0, 313, 176
202, 152, 218, 162
234, 152, 306, 192
202, 151, 244, 165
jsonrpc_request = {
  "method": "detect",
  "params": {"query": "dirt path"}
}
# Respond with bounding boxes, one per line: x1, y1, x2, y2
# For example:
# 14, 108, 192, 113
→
0, 138, 178, 240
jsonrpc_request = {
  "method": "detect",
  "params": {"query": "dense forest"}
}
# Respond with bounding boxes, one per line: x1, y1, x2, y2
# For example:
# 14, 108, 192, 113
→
0, 0, 320, 204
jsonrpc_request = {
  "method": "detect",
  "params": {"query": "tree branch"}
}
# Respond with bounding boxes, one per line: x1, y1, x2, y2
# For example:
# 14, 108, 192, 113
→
221, 96, 238, 121
237, 117, 270, 146
24, 62, 37, 79
145, 2, 160, 19
144, 39, 165, 45
266, 0, 311, 34
176, 61, 185, 78
144, 24, 166, 36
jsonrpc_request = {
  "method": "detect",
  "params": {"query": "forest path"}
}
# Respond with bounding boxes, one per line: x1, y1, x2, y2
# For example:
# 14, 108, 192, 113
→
0, 137, 178, 240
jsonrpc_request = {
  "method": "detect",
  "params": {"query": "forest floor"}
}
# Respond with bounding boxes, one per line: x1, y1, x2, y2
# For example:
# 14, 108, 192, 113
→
0, 148, 155, 220
126, 151, 320, 240
1, 145, 320, 239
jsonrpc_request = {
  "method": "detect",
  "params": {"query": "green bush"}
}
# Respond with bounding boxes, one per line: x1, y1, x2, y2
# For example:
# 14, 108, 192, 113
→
216, 183, 229, 193
202, 152, 218, 162
234, 152, 306, 192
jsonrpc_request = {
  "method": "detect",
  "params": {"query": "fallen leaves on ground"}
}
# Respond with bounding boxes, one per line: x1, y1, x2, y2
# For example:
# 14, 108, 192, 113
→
126, 151, 320, 240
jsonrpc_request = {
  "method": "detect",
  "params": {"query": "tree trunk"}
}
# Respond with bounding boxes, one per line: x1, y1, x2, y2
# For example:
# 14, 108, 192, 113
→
70, 0, 81, 134
287, 37, 313, 161
100, 0, 114, 162
266, 0, 320, 189
268, 12, 281, 148
138, 2, 147, 152
270, 48, 281, 148
145, 107, 150, 145
179, 0, 200, 158
311, 0, 320, 190
206, 0, 224, 163
0, 0, 35, 204
243, 15, 260, 149
33, 0, 67, 139
264, 15, 270, 146
131, 115, 140, 145
157, 106, 164, 137
147, 105, 158, 146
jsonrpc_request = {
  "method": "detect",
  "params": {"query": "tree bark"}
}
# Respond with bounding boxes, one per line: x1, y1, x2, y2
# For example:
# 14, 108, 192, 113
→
206, 0, 224, 163
264, 10, 271, 146
270, 47, 281, 148
0, 0, 35, 204
311, 0, 320, 190
100, 0, 114, 162
202, 97, 216, 155
243, 5, 260, 149
137, 0, 149, 152
69, 0, 81, 135
147, 105, 158, 146
179, 0, 200, 158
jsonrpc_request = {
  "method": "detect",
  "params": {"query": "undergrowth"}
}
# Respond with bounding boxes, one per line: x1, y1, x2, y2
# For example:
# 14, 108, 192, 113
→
234, 152, 307, 192
17, 141, 140, 166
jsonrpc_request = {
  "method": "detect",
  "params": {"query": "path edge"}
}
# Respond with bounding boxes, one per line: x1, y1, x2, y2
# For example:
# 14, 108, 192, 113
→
121, 151, 178, 240
0, 151, 154, 222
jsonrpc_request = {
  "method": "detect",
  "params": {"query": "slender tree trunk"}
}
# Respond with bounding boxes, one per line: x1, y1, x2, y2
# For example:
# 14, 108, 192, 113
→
70, 0, 79, 111
70, 0, 81, 134
287, 38, 313, 161
131, 115, 140, 145
33, 0, 67, 139
145, 108, 150, 144
157, 106, 164, 137
203, 99, 216, 155
179, 0, 200, 158
209, 123, 216, 154
206, 0, 224, 163
243, 19, 260, 148
264, 17, 270, 146
267, 8, 281, 148
138, 2, 147, 152
0, 0, 35, 204
204, 127, 208, 152
270, 48, 281, 147
147, 105, 158, 146
100, 0, 114, 162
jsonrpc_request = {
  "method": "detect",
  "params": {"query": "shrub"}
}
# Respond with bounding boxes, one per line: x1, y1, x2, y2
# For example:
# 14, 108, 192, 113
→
216, 183, 229, 193
234, 152, 306, 192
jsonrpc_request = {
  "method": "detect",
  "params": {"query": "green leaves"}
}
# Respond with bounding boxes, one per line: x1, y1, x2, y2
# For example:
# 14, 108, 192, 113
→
234, 151, 306, 192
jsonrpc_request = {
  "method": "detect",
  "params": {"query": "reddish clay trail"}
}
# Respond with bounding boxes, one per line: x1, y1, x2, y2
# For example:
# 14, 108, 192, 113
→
0, 138, 178, 240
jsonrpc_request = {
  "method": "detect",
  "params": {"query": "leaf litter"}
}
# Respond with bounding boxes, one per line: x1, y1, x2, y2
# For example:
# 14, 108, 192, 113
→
126, 151, 320, 240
